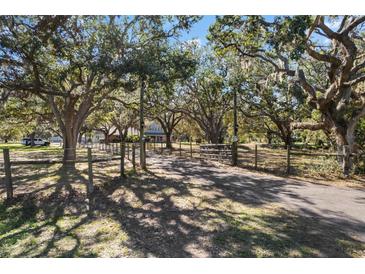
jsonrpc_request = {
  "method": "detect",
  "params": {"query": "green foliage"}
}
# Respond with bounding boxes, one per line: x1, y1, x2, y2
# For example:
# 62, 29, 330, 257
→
355, 118, 365, 150
0, 97, 35, 141
180, 46, 232, 143
125, 135, 139, 143
208, 16, 312, 60
0, 16, 200, 161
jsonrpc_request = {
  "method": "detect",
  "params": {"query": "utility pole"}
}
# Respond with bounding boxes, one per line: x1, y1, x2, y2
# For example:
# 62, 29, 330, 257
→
232, 88, 238, 166
139, 78, 147, 170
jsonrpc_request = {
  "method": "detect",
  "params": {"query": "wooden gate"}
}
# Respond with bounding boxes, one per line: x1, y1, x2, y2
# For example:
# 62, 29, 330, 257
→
199, 144, 233, 164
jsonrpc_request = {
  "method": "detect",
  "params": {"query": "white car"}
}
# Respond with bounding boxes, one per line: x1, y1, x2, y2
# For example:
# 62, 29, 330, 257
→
21, 138, 50, 146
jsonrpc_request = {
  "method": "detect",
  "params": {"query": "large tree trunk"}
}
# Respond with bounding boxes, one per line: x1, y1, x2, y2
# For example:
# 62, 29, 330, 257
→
207, 130, 221, 144
334, 127, 355, 177
291, 119, 358, 176
282, 132, 292, 149
103, 132, 109, 145
165, 131, 172, 149
62, 126, 78, 169
29, 132, 36, 146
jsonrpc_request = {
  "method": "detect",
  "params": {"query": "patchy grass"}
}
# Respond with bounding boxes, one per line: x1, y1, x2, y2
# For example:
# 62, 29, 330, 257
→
0, 143, 62, 152
170, 142, 365, 189
0, 157, 364, 257
211, 204, 364, 257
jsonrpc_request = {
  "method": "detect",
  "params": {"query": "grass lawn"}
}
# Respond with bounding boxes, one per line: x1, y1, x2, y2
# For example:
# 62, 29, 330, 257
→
0, 143, 62, 152
0, 143, 109, 164
0, 158, 364, 257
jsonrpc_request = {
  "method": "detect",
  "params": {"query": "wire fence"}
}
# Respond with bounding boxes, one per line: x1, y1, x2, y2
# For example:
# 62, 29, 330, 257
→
0, 142, 145, 201
170, 142, 365, 179
1, 141, 364, 202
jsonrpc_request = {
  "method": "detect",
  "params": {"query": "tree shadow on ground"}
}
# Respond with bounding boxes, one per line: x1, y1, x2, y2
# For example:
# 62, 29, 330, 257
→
0, 158, 364, 257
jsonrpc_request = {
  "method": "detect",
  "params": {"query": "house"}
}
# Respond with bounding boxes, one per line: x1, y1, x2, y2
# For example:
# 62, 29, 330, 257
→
88, 121, 166, 143
144, 121, 166, 143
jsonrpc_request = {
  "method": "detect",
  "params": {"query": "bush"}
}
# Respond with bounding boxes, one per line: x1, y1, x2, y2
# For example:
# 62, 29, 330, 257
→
125, 135, 139, 143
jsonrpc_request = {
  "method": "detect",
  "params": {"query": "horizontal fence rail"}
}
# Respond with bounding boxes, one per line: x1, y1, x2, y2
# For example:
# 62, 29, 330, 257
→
2, 141, 364, 202
0, 142, 143, 201
199, 144, 233, 164
170, 142, 364, 178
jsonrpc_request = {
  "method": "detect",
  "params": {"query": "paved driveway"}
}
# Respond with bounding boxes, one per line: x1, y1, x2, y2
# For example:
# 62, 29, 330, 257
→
146, 153, 365, 242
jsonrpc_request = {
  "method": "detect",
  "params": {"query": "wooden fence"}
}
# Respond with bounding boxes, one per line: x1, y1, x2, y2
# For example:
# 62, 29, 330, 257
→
2, 141, 364, 201
199, 144, 233, 164
173, 142, 364, 177
0, 143, 143, 202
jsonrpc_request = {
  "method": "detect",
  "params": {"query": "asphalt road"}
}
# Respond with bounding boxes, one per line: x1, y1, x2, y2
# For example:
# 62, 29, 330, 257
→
146, 152, 365, 242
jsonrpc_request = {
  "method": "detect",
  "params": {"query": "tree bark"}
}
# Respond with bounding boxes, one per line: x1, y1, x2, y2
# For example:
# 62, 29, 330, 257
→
334, 128, 355, 177
48, 95, 89, 170
78, 132, 84, 145
29, 132, 36, 146
165, 131, 172, 149
62, 126, 78, 169
103, 132, 109, 145
207, 131, 221, 144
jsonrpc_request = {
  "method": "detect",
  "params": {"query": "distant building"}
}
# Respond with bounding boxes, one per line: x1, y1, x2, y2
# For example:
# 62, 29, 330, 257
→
50, 135, 62, 143
88, 120, 167, 143
144, 121, 165, 142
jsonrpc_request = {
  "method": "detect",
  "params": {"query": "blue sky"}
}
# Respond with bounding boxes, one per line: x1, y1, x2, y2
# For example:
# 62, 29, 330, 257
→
178, 15, 336, 48
179, 16, 276, 45
180, 16, 216, 45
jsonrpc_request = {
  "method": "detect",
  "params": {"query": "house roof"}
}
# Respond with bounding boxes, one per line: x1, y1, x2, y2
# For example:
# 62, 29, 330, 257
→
144, 131, 165, 136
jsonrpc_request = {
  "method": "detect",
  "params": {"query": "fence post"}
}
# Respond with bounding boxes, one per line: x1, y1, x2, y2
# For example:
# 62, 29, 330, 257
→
255, 144, 258, 170
127, 143, 130, 160
120, 141, 125, 177
190, 139, 193, 158
132, 143, 136, 172
87, 147, 94, 195
286, 145, 291, 175
232, 142, 237, 166
143, 140, 146, 169
3, 148, 13, 201
154, 141, 156, 151
179, 142, 182, 156
160, 141, 163, 154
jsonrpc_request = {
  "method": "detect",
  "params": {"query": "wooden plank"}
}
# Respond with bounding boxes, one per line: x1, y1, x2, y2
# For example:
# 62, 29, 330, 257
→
254, 144, 258, 170
3, 148, 13, 201
120, 141, 125, 177
287, 145, 291, 175
132, 143, 136, 172
87, 148, 94, 194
